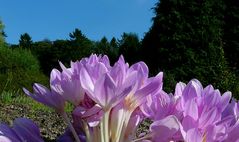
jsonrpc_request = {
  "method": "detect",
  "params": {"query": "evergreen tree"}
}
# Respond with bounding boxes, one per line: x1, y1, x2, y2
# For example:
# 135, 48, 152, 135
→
32, 40, 53, 74
223, 0, 239, 74
142, 0, 233, 92
119, 33, 140, 64
69, 28, 88, 42
96, 36, 110, 54
110, 37, 118, 49
19, 33, 33, 49
109, 37, 119, 63
96, 37, 119, 64
69, 28, 93, 57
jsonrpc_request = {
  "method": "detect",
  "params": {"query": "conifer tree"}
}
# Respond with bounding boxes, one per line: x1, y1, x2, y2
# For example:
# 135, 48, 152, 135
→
141, 0, 232, 92
119, 33, 140, 64
223, 0, 239, 74
19, 33, 33, 49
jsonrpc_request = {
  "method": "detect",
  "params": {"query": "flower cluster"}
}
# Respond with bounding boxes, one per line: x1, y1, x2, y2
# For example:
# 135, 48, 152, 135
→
1, 54, 239, 142
141, 80, 239, 142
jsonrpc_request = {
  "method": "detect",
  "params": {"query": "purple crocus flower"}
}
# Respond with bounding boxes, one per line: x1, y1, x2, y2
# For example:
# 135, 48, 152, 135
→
142, 79, 239, 142
140, 90, 179, 121
177, 79, 236, 141
0, 118, 44, 142
149, 115, 184, 142
20, 54, 239, 142
79, 56, 135, 110
225, 121, 239, 142
50, 54, 111, 107
0, 124, 21, 142
50, 63, 85, 106
23, 83, 65, 113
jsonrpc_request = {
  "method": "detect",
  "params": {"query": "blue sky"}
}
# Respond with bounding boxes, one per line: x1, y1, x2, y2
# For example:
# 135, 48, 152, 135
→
0, 0, 157, 44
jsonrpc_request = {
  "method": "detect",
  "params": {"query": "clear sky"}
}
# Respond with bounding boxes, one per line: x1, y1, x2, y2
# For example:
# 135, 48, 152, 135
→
0, 0, 157, 44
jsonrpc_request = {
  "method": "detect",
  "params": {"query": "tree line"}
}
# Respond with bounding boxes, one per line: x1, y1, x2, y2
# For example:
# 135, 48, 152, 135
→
1, 0, 239, 97
15, 29, 140, 75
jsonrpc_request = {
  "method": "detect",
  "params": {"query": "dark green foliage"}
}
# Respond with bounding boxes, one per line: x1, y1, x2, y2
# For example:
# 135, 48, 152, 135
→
109, 37, 119, 63
0, 45, 48, 92
69, 28, 93, 56
95, 37, 110, 54
32, 40, 55, 74
68, 28, 94, 60
118, 33, 140, 65
19, 33, 33, 49
94, 37, 119, 64
223, 0, 239, 74
31, 29, 94, 75
141, 0, 239, 95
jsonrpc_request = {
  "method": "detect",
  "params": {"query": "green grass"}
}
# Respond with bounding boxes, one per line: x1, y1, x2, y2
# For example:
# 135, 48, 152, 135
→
0, 91, 73, 113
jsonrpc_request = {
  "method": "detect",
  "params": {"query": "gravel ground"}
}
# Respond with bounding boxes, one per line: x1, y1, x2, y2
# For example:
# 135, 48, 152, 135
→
0, 103, 150, 141
0, 103, 67, 141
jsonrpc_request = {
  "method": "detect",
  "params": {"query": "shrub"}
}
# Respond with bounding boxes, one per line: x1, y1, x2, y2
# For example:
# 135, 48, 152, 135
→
0, 45, 48, 93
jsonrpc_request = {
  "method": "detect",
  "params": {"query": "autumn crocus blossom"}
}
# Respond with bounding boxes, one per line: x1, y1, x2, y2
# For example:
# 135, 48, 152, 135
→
21, 54, 163, 142
142, 79, 239, 142
1, 54, 239, 142
0, 118, 44, 142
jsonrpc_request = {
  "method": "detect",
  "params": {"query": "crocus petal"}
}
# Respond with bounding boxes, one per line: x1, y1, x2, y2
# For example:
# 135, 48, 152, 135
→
60, 72, 84, 106
12, 118, 44, 142
182, 79, 202, 103
131, 75, 162, 109
129, 61, 149, 81
23, 83, 65, 112
206, 124, 227, 141
80, 67, 94, 93
59, 61, 72, 76
124, 112, 142, 141
182, 116, 198, 132
175, 82, 186, 97
203, 89, 221, 109
0, 124, 20, 142
73, 104, 103, 127
150, 115, 181, 142
0, 136, 15, 142
185, 128, 203, 142
92, 62, 109, 80
203, 85, 214, 96
93, 73, 117, 107
140, 91, 173, 121
220, 91, 232, 112
100, 55, 111, 69
199, 107, 220, 130
184, 99, 198, 120
225, 121, 239, 142
50, 69, 62, 86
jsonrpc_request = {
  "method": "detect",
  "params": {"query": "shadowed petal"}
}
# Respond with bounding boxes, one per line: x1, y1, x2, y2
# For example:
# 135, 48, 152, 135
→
0, 124, 20, 142
13, 118, 44, 142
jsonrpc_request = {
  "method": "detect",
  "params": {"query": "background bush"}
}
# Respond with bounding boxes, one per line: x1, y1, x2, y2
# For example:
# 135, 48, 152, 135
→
0, 45, 48, 93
